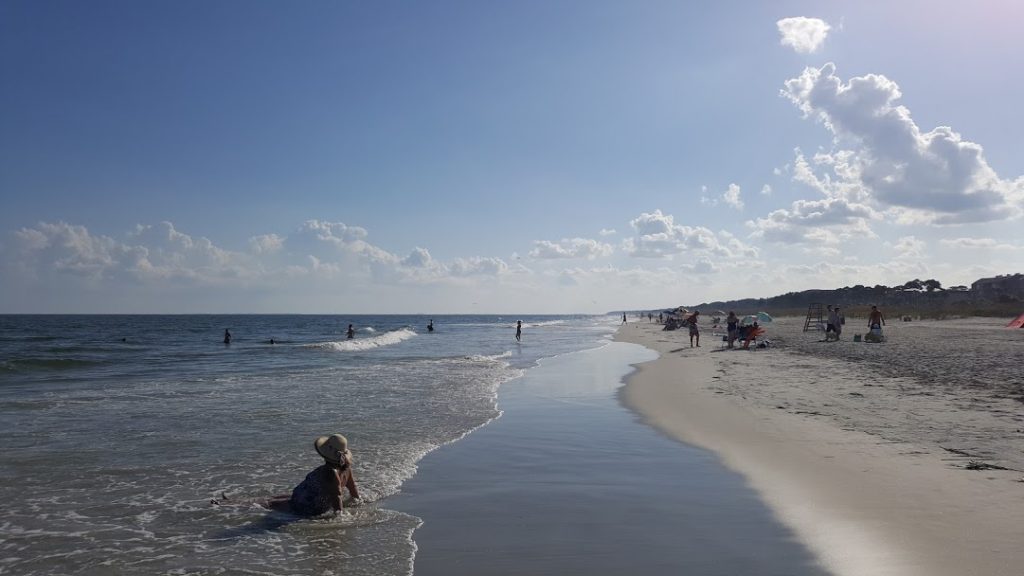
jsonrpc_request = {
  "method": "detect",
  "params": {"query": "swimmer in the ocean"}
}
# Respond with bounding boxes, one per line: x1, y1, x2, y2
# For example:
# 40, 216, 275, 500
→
346, 324, 355, 339
427, 319, 434, 332
223, 329, 232, 344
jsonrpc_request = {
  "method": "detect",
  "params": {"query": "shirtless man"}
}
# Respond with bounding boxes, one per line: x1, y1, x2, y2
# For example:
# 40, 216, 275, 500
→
868, 306, 885, 330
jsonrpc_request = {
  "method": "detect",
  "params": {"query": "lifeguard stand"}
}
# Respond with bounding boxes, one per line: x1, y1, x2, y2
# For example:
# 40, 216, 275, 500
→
803, 303, 824, 332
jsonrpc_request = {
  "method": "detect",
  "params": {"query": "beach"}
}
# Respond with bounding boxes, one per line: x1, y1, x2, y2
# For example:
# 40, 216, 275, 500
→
616, 316, 1024, 576
3, 313, 1022, 575
395, 341, 827, 576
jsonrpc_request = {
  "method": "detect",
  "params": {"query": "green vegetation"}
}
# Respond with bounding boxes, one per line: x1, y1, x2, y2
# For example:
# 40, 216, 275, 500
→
686, 276, 1022, 321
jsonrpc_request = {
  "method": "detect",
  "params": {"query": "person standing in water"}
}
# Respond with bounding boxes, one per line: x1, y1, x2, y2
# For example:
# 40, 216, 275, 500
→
622, 313, 627, 324
427, 319, 434, 332
223, 329, 232, 344
346, 324, 355, 339
515, 320, 522, 342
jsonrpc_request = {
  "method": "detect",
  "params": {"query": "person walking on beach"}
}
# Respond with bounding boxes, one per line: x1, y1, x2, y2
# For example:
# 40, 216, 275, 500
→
346, 324, 355, 339
622, 313, 627, 324
215, 434, 361, 516
223, 329, 232, 344
687, 310, 701, 347
868, 306, 885, 330
726, 311, 739, 348
832, 306, 843, 340
515, 320, 522, 342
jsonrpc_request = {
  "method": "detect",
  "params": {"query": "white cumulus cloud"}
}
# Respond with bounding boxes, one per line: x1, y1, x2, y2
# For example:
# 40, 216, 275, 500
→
892, 236, 926, 259
529, 238, 614, 260
782, 63, 1024, 224
627, 209, 758, 259
777, 17, 831, 54
747, 197, 876, 246
939, 237, 1024, 251
449, 256, 510, 276
723, 183, 744, 210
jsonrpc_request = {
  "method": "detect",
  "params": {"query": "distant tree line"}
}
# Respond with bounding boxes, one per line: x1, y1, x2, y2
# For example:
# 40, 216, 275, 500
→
681, 276, 1022, 319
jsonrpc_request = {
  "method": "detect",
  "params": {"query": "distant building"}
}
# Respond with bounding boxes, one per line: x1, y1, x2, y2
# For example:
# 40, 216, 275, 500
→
971, 273, 1024, 300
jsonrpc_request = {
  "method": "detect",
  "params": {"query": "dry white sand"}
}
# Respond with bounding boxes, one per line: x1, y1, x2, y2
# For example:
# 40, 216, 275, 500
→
616, 317, 1024, 576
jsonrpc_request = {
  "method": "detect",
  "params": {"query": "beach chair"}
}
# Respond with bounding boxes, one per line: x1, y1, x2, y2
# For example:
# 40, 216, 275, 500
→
739, 325, 766, 349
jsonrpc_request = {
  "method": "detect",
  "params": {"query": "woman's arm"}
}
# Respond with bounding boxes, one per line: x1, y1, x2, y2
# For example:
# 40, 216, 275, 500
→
328, 468, 345, 511
345, 470, 359, 500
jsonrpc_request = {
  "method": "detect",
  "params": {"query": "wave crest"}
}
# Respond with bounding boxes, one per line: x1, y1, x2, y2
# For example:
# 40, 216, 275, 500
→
465, 351, 512, 363
309, 328, 417, 352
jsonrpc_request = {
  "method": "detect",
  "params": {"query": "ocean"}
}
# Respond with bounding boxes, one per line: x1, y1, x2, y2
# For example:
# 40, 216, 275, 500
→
0, 314, 619, 575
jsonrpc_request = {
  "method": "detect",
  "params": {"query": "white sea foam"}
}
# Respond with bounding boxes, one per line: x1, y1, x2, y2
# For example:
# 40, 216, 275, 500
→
466, 351, 512, 363
309, 328, 417, 352
526, 320, 566, 327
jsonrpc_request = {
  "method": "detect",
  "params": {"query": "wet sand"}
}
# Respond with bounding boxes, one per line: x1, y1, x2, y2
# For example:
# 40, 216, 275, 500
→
393, 342, 828, 575
617, 317, 1024, 576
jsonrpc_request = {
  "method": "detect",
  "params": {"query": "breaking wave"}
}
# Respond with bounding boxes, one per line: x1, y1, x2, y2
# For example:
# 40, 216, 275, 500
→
308, 328, 417, 352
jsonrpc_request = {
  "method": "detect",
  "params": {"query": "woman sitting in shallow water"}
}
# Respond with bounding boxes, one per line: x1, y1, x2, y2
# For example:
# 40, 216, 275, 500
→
215, 434, 361, 515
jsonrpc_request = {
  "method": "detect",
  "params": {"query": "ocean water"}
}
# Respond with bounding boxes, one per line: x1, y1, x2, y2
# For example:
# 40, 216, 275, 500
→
0, 314, 618, 575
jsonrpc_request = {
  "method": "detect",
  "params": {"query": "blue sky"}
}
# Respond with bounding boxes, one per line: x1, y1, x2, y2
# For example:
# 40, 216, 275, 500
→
2, 1, 1022, 313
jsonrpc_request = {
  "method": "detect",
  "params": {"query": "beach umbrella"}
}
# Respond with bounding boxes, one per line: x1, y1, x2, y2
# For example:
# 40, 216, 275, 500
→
757, 312, 774, 323
740, 315, 758, 326
715, 310, 727, 316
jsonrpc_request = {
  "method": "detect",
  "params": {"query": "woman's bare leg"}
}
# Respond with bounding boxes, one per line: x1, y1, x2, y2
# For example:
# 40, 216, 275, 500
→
264, 495, 292, 512
210, 493, 293, 511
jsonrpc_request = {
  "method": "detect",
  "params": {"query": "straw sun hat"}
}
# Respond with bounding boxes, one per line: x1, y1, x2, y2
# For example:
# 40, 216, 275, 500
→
314, 434, 353, 465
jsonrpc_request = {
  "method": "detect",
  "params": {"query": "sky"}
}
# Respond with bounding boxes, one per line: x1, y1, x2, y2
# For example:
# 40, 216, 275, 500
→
2, 0, 1023, 314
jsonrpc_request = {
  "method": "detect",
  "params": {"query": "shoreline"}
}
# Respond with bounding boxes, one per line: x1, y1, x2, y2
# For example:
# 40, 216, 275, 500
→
394, 342, 828, 575
615, 319, 1024, 576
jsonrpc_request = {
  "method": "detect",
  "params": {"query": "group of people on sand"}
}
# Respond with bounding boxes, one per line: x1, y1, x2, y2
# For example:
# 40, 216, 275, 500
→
723, 311, 763, 349
662, 310, 763, 350
826, 305, 886, 342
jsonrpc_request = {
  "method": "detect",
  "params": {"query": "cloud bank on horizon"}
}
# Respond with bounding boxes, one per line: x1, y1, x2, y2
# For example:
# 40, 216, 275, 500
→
1, 8, 1022, 313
